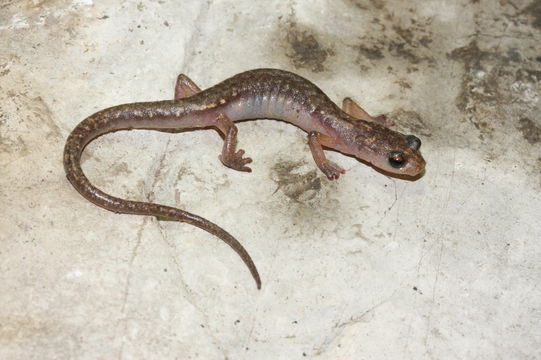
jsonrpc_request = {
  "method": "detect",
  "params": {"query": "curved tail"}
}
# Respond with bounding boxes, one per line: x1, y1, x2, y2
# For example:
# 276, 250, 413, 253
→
63, 108, 261, 289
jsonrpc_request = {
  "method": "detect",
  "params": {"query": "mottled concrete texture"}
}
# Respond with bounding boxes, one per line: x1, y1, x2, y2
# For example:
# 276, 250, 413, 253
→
1, 0, 540, 359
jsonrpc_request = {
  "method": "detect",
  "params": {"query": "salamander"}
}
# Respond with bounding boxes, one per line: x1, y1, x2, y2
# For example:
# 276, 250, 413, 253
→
63, 69, 426, 289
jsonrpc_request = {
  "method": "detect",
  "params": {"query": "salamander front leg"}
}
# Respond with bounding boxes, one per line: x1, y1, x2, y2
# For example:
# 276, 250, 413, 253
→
308, 132, 345, 180
174, 74, 202, 99
342, 97, 394, 127
215, 114, 253, 172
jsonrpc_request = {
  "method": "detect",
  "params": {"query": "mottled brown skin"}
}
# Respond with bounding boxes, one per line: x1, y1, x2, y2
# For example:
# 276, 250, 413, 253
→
63, 69, 425, 289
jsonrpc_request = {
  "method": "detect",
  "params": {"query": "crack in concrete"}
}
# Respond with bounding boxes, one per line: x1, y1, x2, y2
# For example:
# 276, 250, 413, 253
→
179, 1, 213, 76
147, 136, 227, 357
116, 217, 147, 360
116, 140, 171, 359
423, 150, 455, 354
312, 294, 395, 357
157, 224, 228, 359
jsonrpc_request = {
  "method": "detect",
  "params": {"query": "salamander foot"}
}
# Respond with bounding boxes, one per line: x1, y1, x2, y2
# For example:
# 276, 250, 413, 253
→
320, 161, 345, 180
220, 149, 253, 172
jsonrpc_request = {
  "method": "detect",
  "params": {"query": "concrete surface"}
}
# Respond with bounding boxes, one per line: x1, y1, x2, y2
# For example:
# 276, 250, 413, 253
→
1, 0, 540, 359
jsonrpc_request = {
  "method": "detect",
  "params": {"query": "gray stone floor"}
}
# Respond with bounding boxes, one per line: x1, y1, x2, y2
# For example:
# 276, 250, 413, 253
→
1, 0, 540, 359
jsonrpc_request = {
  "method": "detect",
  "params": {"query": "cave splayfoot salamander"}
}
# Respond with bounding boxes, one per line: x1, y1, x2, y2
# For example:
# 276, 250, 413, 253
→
63, 69, 426, 289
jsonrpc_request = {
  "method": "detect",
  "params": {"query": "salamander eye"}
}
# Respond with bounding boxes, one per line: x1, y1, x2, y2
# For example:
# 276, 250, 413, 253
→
406, 135, 421, 150
388, 151, 406, 168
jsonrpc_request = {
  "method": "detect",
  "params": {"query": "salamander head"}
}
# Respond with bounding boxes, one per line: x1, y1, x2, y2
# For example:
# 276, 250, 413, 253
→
350, 122, 426, 176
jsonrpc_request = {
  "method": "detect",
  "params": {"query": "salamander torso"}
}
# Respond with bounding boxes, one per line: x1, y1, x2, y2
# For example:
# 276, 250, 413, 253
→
63, 69, 425, 289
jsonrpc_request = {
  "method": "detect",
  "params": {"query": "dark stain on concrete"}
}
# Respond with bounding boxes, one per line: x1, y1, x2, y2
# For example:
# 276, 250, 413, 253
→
111, 162, 132, 176
448, 41, 501, 118
518, 118, 541, 144
357, 45, 384, 60
354, 14, 435, 70
284, 21, 335, 73
445, 39, 540, 140
388, 108, 432, 137
271, 160, 322, 202
448, 35, 540, 143
515, 68, 541, 83
347, 0, 385, 10
523, 0, 541, 29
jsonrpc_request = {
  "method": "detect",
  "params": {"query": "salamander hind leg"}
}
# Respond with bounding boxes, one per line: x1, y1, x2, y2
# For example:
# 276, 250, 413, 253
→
156, 74, 204, 135
174, 74, 202, 99
342, 97, 395, 127
215, 114, 253, 172
308, 132, 345, 180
